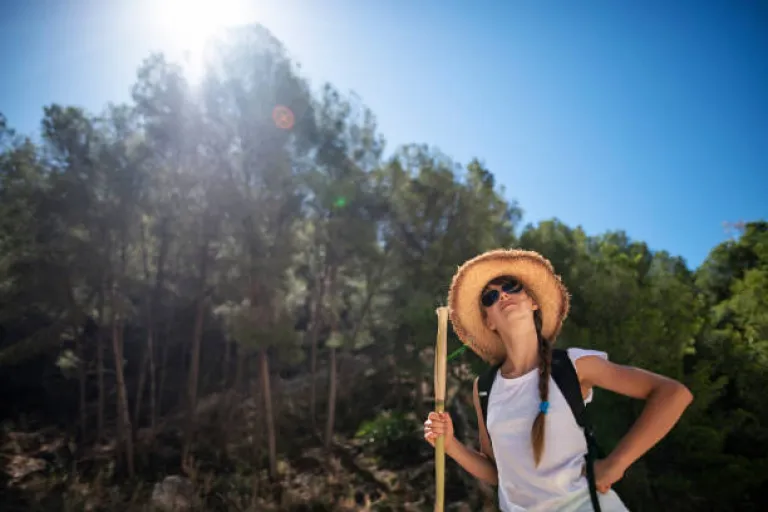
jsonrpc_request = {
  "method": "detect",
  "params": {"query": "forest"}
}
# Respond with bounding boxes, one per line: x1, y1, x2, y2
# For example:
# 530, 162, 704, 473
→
1, 24, 766, 512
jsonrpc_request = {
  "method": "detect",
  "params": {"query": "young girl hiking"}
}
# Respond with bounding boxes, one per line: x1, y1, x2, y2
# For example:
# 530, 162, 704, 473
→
423, 249, 693, 512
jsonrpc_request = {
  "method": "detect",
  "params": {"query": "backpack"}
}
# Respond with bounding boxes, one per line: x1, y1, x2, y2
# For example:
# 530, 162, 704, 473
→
477, 348, 603, 512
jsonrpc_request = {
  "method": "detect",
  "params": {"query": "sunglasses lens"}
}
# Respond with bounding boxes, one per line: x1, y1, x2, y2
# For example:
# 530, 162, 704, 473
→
502, 279, 523, 294
481, 289, 499, 307
481, 278, 523, 307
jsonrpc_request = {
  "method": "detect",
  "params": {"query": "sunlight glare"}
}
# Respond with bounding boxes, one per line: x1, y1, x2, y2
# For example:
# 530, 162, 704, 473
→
157, 0, 258, 82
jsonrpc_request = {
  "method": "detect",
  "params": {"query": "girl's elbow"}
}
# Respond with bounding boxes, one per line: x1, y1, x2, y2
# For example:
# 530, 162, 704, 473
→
482, 456, 499, 486
678, 382, 694, 405
668, 380, 693, 406
652, 378, 692, 406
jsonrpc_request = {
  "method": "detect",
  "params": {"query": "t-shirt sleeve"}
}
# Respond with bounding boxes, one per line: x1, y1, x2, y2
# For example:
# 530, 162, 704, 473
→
566, 347, 608, 404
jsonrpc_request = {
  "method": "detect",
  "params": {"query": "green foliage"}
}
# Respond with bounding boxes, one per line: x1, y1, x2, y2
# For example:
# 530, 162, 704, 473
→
354, 411, 424, 465
55, 349, 80, 379
355, 411, 410, 443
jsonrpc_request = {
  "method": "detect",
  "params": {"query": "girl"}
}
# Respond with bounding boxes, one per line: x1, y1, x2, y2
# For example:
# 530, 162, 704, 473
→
423, 249, 693, 511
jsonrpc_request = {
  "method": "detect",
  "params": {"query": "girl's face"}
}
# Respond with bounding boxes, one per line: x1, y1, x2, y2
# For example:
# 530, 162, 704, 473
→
481, 276, 539, 332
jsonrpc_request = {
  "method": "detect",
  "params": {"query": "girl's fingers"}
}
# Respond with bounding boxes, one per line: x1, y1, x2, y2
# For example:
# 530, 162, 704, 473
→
429, 412, 452, 424
424, 414, 451, 443
424, 412, 454, 450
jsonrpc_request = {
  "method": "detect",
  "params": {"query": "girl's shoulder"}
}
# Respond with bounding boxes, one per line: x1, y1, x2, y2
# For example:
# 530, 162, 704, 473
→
562, 346, 609, 366
560, 347, 609, 403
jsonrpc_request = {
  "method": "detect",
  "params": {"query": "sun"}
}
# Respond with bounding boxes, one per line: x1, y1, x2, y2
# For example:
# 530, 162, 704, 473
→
155, 0, 258, 82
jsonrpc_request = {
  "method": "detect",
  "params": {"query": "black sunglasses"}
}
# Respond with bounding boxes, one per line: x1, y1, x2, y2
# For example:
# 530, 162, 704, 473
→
481, 277, 524, 307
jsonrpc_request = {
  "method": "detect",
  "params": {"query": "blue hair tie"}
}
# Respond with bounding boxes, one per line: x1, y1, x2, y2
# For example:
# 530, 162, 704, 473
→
539, 401, 550, 414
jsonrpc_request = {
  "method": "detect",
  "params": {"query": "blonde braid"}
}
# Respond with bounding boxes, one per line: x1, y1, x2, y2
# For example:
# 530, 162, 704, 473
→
531, 310, 552, 466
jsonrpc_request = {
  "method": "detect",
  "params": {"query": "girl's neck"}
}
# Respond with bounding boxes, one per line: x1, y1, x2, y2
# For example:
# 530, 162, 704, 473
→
497, 322, 539, 378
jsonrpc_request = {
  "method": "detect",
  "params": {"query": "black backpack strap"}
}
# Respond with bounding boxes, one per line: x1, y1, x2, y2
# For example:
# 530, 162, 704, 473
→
477, 363, 501, 443
551, 349, 586, 426
551, 348, 602, 512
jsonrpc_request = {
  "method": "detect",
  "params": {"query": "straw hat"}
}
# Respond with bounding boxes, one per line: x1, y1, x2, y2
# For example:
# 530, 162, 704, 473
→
447, 248, 570, 365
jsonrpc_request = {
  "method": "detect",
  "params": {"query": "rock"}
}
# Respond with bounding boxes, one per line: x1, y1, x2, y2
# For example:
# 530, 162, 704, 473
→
150, 475, 201, 511
4, 454, 47, 481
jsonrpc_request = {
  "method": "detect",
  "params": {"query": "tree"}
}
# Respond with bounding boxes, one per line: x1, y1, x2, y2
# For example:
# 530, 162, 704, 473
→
198, 24, 315, 479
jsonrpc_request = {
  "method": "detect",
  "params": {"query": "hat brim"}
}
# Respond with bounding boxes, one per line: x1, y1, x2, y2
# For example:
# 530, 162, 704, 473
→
447, 249, 570, 365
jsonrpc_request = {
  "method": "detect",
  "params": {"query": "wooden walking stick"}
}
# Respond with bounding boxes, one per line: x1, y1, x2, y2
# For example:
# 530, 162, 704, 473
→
434, 306, 449, 512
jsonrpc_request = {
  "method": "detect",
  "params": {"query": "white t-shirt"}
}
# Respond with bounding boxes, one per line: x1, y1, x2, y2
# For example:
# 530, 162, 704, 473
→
486, 347, 630, 512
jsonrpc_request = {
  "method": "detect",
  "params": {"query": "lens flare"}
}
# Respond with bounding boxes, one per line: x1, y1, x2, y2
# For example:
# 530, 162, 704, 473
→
272, 105, 295, 130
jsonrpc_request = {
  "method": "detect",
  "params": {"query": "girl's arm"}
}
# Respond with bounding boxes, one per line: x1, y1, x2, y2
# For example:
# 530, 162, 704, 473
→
575, 355, 693, 473
424, 378, 498, 486
445, 378, 499, 486
444, 435, 499, 486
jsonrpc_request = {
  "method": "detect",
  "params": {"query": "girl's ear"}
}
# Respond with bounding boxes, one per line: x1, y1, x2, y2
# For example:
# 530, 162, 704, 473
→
527, 290, 539, 311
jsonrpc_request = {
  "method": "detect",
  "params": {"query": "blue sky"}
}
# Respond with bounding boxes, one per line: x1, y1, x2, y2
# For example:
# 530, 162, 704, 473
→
1, 0, 766, 269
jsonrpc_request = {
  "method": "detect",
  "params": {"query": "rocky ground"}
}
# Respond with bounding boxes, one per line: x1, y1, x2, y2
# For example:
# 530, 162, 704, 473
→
1, 376, 497, 511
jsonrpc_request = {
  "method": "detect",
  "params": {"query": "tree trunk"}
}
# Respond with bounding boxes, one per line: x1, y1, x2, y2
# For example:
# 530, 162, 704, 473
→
228, 347, 248, 426
183, 237, 209, 461
248, 378, 263, 510
222, 337, 231, 391
134, 224, 149, 426
308, 264, 328, 425
111, 291, 134, 477
394, 337, 403, 411
260, 349, 278, 480
148, 329, 157, 432
331, 245, 392, 434
340, 249, 390, 376
135, 218, 167, 432
134, 347, 149, 429
324, 265, 339, 451
133, 330, 157, 431
183, 295, 206, 460
235, 344, 247, 394
115, 232, 135, 477
414, 365, 425, 420
158, 242, 182, 418
77, 332, 87, 440
65, 276, 89, 441
324, 346, 337, 451
157, 323, 170, 418
149, 218, 169, 430
97, 279, 106, 441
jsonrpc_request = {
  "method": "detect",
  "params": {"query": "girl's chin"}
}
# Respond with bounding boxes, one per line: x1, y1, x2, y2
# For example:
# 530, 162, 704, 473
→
499, 307, 530, 321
